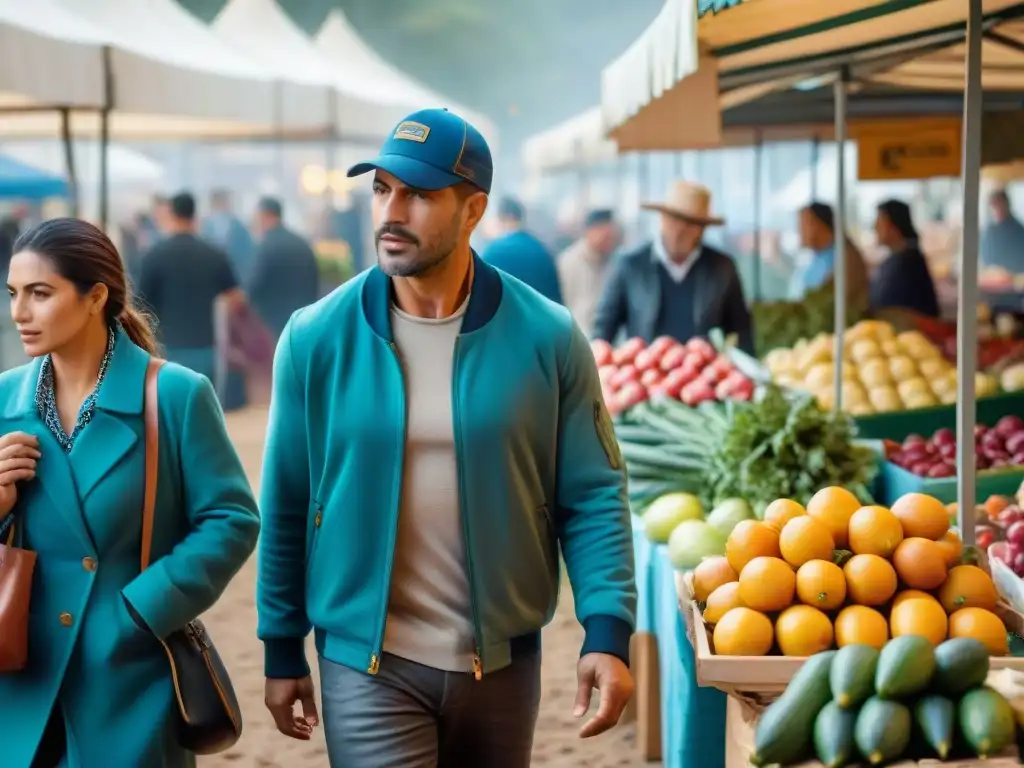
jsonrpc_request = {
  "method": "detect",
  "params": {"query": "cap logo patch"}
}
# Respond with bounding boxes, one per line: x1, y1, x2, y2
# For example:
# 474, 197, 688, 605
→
394, 121, 430, 143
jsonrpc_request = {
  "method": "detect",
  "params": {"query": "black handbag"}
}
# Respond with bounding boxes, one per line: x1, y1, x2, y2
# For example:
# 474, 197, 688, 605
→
140, 358, 243, 754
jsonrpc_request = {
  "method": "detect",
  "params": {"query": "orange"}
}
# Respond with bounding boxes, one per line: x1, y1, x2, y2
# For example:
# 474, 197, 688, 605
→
935, 530, 963, 568
834, 605, 889, 650
948, 607, 1008, 656
843, 554, 898, 606
693, 556, 738, 602
796, 559, 847, 610
726, 520, 781, 575
764, 498, 806, 532
938, 565, 999, 614
739, 557, 796, 612
776, 605, 835, 656
890, 595, 948, 646
779, 516, 836, 568
891, 492, 950, 540
893, 538, 948, 590
807, 486, 861, 547
703, 582, 744, 625
892, 589, 935, 609
713, 607, 774, 656
847, 505, 904, 558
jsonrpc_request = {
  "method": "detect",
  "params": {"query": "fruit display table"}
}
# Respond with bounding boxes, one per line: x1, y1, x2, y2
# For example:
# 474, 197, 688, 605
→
632, 532, 727, 768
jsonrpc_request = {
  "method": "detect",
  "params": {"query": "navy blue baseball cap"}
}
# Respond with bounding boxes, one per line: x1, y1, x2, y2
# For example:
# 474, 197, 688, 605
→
347, 108, 493, 194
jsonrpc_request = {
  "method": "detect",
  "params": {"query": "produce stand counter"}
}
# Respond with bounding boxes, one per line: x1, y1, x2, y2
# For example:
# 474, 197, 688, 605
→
632, 529, 727, 768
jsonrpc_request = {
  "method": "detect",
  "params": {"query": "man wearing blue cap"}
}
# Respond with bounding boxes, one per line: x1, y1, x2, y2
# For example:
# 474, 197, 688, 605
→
481, 196, 564, 304
256, 108, 636, 767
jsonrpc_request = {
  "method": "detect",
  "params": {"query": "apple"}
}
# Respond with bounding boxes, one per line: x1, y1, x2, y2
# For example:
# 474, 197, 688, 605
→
590, 339, 614, 367
649, 336, 677, 357
932, 428, 955, 446
633, 347, 662, 373
640, 368, 664, 388
610, 365, 639, 389
927, 462, 955, 478
613, 337, 645, 366
659, 345, 688, 372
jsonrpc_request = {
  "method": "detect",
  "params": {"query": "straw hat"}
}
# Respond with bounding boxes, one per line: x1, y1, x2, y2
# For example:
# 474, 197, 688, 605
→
641, 181, 725, 226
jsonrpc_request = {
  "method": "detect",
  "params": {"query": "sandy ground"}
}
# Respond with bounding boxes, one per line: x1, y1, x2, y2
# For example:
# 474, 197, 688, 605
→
198, 407, 650, 768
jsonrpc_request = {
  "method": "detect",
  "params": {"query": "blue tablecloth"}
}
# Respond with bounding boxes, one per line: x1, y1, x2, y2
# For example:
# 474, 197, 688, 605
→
633, 531, 727, 768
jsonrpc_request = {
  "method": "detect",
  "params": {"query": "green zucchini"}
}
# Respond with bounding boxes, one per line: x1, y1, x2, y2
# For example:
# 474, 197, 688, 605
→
874, 635, 935, 700
959, 687, 1016, 759
813, 700, 858, 768
830, 644, 879, 709
915, 695, 955, 760
618, 442, 706, 472
932, 638, 990, 696
751, 651, 835, 766
612, 423, 668, 445
855, 697, 911, 765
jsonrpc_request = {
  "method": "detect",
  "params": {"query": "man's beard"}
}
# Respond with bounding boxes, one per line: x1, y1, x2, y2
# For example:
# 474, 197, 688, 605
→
375, 217, 460, 278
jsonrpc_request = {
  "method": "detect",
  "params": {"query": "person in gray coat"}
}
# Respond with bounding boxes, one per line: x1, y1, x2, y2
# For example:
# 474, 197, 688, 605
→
248, 197, 321, 340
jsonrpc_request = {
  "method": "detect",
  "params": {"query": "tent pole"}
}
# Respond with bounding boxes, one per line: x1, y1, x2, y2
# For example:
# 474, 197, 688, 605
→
957, 0, 983, 545
832, 68, 849, 414
324, 87, 338, 209
809, 135, 820, 201
59, 108, 79, 218
99, 45, 113, 232
753, 129, 763, 302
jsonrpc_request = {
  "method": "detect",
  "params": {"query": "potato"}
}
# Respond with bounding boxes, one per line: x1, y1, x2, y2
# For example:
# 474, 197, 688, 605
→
850, 339, 882, 364
939, 389, 957, 405
880, 339, 902, 357
869, 385, 902, 412
859, 358, 891, 388
918, 357, 951, 379
805, 362, 834, 391
903, 391, 938, 409
897, 377, 930, 401
889, 355, 918, 380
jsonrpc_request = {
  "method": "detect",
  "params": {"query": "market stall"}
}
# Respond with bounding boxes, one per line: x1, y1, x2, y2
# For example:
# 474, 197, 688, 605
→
594, 0, 1024, 765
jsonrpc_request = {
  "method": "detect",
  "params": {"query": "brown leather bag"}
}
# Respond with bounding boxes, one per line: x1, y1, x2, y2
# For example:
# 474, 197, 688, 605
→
140, 358, 243, 754
0, 519, 37, 672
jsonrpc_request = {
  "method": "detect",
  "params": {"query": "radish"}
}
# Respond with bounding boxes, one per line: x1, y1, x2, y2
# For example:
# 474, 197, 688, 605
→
591, 339, 614, 367
659, 345, 687, 372
610, 365, 639, 389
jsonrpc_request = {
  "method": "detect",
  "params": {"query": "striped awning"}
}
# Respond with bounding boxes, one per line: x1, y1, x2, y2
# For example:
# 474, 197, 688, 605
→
602, 0, 1024, 151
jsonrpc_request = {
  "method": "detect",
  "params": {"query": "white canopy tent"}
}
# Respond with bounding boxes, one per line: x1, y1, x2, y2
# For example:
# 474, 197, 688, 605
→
0, 0, 304, 140
314, 9, 497, 145
213, 0, 411, 142
2, 141, 163, 186
521, 108, 618, 175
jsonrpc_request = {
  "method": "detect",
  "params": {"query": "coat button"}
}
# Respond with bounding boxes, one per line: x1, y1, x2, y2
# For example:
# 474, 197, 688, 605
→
59, 612, 74, 627
82, 557, 97, 572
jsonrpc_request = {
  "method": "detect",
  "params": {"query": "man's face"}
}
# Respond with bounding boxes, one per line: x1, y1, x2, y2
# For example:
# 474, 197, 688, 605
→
990, 194, 1010, 223
153, 202, 171, 233
588, 222, 622, 257
659, 213, 704, 261
371, 170, 485, 277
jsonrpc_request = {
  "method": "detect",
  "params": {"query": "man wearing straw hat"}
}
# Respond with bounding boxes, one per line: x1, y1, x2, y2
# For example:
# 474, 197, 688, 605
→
592, 181, 753, 352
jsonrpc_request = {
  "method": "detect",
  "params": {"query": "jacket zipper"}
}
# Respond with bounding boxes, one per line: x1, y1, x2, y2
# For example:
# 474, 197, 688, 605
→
452, 337, 484, 680
368, 340, 407, 675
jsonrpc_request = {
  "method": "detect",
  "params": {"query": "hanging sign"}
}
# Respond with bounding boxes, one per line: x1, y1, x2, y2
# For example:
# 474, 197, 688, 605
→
855, 120, 962, 181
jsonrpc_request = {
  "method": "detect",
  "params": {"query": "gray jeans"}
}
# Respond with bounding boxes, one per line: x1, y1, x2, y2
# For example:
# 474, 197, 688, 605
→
319, 652, 542, 768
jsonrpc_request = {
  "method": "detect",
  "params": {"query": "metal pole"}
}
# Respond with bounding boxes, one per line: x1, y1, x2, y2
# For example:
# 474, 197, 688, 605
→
957, 0, 983, 545
59, 108, 79, 218
810, 135, 820, 201
832, 69, 849, 413
753, 130, 763, 302
98, 45, 113, 231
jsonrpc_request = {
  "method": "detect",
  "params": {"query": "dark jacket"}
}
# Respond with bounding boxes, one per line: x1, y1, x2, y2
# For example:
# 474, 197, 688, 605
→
869, 244, 940, 318
247, 225, 321, 339
592, 242, 753, 353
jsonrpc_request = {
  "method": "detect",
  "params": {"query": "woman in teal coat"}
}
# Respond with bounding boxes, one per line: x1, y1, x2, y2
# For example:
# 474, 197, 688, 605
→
0, 218, 261, 768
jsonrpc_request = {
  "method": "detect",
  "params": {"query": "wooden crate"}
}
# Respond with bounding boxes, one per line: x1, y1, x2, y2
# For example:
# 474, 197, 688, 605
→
678, 572, 1024, 700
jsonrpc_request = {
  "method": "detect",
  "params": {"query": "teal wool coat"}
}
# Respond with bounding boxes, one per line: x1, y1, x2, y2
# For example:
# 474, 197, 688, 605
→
0, 332, 260, 768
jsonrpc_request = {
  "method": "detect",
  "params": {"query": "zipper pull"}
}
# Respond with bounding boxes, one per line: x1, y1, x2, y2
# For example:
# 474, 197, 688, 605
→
472, 654, 483, 681
368, 654, 380, 675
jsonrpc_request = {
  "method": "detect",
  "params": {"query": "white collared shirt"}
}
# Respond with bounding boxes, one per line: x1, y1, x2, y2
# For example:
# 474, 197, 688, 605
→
652, 237, 702, 283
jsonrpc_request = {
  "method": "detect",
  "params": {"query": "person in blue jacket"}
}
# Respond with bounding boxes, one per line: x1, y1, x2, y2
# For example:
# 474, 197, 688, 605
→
256, 108, 636, 768
0, 218, 260, 768
481, 196, 564, 304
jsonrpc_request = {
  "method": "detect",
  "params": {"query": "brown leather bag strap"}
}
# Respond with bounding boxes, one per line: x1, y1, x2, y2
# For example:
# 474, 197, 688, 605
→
141, 358, 166, 572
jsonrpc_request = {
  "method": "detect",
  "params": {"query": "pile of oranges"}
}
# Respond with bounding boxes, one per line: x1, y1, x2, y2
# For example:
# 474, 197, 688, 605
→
692, 487, 1008, 658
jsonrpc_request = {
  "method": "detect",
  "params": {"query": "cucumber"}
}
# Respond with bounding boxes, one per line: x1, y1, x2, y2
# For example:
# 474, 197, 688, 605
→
875, 635, 935, 699
618, 441, 706, 472
933, 637, 990, 695
750, 651, 835, 767
612, 424, 667, 445
855, 697, 912, 765
915, 695, 956, 759
829, 644, 879, 708
959, 687, 1017, 758
813, 700, 858, 768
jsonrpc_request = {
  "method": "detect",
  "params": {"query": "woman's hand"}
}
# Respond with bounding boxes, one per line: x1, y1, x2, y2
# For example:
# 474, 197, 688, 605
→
0, 431, 40, 520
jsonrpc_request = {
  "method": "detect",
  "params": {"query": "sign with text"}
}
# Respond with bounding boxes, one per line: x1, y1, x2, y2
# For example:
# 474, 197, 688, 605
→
856, 121, 962, 181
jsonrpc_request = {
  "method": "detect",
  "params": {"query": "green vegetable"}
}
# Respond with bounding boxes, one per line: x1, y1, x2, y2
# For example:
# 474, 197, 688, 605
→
753, 283, 866, 357
829, 644, 879, 708
813, 700, 858, 767
932, 637, 990, 695
915, 695, 956, 760
855, 697, 911, 765
959, 687, 1017, 758
666, 520, 725, 569
875, 635, 935, 700
750, 651, 835, 766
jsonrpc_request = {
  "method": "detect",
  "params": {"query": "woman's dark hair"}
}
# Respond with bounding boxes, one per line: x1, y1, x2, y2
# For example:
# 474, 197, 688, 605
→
877, 199, 918, 241
803, 201, 835, 232
12, 217, 158, 354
